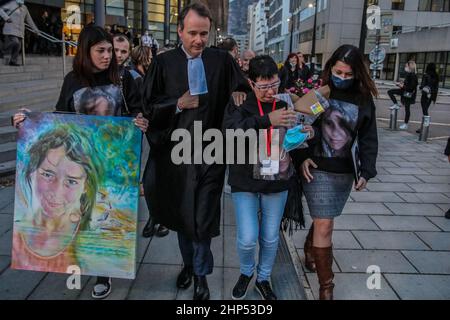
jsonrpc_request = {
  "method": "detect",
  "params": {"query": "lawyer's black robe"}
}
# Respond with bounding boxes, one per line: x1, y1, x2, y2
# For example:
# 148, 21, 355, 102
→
142, 46, 245, 241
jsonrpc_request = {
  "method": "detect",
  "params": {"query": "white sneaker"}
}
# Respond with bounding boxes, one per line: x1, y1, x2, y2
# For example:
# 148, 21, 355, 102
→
399, 123, 408, 130
389, 104, 400, 110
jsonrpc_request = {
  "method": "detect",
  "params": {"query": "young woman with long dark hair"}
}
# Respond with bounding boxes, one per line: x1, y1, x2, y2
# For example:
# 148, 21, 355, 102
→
298, 44, 378, 300
13, 25, 148, 299
417, 63, 439, 133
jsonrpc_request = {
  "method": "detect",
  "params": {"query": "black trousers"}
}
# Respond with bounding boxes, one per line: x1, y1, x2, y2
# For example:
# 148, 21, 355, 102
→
388, 88, 411, 123
421, 94, 432, 116
388, 88, 403, 104
178, 232, 213, 276
3, 35, 21, 64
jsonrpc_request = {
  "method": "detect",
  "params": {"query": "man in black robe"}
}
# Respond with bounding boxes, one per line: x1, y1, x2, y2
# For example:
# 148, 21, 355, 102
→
142, 2, 245, 300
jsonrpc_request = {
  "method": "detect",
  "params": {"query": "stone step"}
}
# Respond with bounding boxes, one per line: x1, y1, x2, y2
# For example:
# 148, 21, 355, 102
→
0, 112, 14, 127
0, 160, 15, 177
0, 104, 54, 127
0, 71, 62, 84
0, 126, 17, 144
1, 88, 60, 112
0, 62, 65, 75
1, 55, 73, 66
0, 79, 63, 99
0, 142, 16, 163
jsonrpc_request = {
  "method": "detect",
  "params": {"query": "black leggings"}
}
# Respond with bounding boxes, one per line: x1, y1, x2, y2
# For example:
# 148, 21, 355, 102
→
388, 88, 411, 123
421, 95, 432, 116
388, 88, 403, 105
404, 101, 411, 124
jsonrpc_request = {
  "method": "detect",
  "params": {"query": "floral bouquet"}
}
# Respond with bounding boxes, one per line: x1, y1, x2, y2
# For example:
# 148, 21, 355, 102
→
289, 78, 323, 97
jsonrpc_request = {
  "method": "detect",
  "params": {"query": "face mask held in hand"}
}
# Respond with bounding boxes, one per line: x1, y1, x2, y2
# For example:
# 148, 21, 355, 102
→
283, 124, 310, 152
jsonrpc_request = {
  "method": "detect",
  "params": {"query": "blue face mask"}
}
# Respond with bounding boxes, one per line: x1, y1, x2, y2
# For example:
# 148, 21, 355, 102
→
188, 57, 208, 95
283, 124, 309, 152
331, 73, 354, 90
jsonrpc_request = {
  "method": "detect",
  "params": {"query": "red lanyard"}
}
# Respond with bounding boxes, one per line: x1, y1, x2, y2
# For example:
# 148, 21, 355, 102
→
257, 99, 277, 157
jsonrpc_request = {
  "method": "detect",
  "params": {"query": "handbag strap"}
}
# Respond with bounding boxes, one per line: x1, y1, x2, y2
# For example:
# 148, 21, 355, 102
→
2, 5, 21, 20
119, 69, 130, 115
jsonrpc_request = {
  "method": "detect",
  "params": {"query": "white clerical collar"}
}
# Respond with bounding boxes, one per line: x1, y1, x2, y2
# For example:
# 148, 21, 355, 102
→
181, 45, 202, 59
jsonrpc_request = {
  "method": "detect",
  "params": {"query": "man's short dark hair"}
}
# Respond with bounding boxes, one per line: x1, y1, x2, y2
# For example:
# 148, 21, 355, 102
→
178, 2, 213, 30
248, 55, 279, 82
219, 37, 237, 52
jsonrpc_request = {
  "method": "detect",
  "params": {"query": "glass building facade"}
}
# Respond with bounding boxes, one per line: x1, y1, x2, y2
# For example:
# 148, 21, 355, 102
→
26, 0, 187, 44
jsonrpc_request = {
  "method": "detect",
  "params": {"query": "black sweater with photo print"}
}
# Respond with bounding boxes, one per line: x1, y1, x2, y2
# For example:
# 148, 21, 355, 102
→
291, 88, 378, 181
223, 92, 291, 193
55, 69, 142, 116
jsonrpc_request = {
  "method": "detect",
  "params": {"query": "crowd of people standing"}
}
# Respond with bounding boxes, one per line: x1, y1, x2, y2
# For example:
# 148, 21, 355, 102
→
7, 1, 448, 302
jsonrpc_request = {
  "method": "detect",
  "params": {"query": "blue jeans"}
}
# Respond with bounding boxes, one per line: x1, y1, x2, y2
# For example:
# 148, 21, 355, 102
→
232, 191, 288, 282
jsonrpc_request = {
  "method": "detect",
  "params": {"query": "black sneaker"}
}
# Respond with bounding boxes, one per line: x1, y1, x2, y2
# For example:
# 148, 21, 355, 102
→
231, 274, 253, 300
255, 280, 277, 300
155, 225, 170, 237
445, 209, 450, 219
91, 277, 112, 299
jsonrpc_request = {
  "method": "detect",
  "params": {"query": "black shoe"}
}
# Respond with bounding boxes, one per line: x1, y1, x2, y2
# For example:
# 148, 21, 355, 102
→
231, 274, 253, 300
8, 61, 21, 66
176, 265, 193, 289
255, 280, 277, 300
91, 277, 112, 299
445, 209, 450, 219
193, 275, 210, 300
142, 217, 156, 238
155, 225, 169, 237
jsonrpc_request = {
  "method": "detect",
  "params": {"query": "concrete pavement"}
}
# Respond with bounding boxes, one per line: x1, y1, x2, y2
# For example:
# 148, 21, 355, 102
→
287, 123, 450, 300
0, 122, 449, 300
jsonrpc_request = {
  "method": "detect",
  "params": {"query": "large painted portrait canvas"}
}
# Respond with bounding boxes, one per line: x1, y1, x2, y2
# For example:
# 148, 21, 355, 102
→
11, 112, 141, 279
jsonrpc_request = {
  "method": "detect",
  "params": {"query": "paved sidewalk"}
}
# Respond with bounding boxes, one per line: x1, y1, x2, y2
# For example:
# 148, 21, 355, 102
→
286, 124, 450, 300
0, 123, 449, 300
0, 149, 305, 300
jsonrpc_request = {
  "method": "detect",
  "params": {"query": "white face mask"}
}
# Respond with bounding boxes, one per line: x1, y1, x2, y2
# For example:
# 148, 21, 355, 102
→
16, 0, 24, 4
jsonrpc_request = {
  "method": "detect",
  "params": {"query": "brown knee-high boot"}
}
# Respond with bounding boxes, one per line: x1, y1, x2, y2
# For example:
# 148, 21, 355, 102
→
312, 246, 334, 300
303, 224, 316, 272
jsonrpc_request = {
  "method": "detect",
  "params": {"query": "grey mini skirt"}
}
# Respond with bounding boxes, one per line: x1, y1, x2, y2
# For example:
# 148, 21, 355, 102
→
301, 169, 353, 219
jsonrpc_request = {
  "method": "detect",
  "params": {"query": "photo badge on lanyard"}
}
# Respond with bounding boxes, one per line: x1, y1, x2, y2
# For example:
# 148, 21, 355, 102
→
258, 99, 279, 176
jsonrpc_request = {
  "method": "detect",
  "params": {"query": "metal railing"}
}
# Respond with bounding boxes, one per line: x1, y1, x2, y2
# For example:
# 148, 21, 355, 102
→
23, 23, 77, 76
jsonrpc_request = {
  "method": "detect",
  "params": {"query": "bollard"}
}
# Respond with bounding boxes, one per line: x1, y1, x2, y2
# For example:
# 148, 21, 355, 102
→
419, 116, 431, 142
389, 108, 398, 131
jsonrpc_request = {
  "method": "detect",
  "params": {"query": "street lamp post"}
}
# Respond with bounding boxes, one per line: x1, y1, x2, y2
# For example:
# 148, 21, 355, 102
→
289, 15, 294, 53
215, 28, 220, 46
309, 1, 318, 75
94, 0, 105, 27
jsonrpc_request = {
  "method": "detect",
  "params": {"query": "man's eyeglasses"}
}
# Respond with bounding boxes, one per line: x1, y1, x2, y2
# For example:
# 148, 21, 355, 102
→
251, 80, 281, 91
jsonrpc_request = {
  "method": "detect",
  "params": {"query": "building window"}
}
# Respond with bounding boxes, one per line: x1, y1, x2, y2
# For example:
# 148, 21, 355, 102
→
418, 0, 450, 11
321, 24, 326, 39
392, 25, 403, 34
391, 0, 405, 10
383, 54, 396, 80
